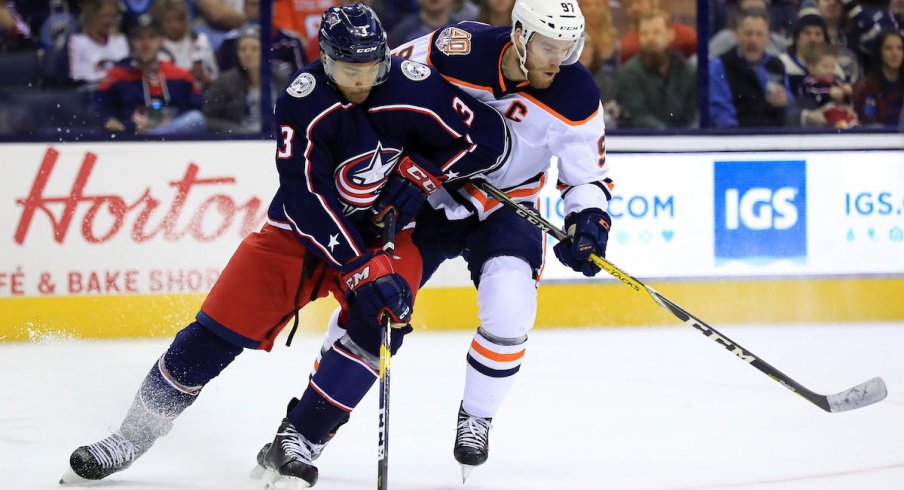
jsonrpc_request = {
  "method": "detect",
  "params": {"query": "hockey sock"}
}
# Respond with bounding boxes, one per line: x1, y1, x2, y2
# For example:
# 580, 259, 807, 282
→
289, 336, 377, 444
463, 327, 527, 418
463, 256, 535, 418
121, 322, 242, 448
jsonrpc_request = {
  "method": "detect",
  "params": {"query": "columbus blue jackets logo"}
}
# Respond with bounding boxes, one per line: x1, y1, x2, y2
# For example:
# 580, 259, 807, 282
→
335, 142, 402, 211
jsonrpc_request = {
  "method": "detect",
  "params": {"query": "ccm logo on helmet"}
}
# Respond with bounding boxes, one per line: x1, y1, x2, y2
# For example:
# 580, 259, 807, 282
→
357, 46, 378, 53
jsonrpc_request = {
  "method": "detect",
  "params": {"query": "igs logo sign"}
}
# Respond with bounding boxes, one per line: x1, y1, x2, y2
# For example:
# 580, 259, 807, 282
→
714, 160, 807, 262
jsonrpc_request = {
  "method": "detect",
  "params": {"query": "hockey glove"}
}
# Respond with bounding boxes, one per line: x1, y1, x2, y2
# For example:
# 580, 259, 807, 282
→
553, 208, 612, 277
372, 156, 444, 232
342, 252, 413, 327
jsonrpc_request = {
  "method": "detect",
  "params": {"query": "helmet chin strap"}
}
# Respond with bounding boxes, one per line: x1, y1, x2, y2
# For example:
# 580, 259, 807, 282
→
514, 30, 531, 80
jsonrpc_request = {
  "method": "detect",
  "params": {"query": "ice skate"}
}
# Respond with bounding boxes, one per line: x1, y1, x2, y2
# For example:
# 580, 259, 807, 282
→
253, 419, 324, 489
60, 432, 146, 484
453, 403, 493, 483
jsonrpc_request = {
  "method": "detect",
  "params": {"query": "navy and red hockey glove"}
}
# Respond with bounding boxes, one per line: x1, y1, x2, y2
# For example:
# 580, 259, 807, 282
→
341, 252, 413, 327
553, 208, 611, 277
372, 156, 444, 232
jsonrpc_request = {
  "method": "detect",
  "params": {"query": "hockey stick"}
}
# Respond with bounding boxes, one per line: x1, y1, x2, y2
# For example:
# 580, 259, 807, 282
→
479, 181, 887, 413
377, 209, 396, 490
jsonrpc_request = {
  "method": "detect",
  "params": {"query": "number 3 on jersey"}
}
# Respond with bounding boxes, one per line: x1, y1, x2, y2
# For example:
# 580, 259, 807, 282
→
452, 97, 474, 127
277, 125, 295, 159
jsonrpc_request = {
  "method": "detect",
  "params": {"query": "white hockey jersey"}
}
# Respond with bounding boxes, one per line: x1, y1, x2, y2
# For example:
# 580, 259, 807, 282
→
392, 22, 613, 220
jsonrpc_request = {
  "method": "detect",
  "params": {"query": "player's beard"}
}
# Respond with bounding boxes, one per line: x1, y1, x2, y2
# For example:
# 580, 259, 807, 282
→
526, 65, 560, 89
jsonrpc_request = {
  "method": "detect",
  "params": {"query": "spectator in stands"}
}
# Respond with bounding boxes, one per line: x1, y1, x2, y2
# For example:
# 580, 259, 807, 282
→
709, 9, 794, 127
96, 13, 204, 134
710, 0, 790, 56
800, 43, 859, 126
390, 0, 474, 47
619, 0, 697, 62
840, 0, 903, 73
814, 0, 862, 81
120, 0, 245, 31
152, 0, 219, 87
217, 0, 305, 89
478, 0, 514, 26
119, 0, 245, 52
779, 8, 834, 96
204, 28, 269, 133
0, 0, 33, 51
580, 32, 621, 128
69, 0, 129, 84
617, 9, 697, 128
853, 30, 904, 126
580, 0, 620, 71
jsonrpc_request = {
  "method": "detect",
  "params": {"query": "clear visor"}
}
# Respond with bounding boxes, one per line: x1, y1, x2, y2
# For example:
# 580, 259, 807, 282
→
524, 34, 578, 65
323, 55, 390, 88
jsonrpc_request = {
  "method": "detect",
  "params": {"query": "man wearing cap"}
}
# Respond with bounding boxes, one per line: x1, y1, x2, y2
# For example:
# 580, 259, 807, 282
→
96, 12, 206, 134
778, 7, 835, 96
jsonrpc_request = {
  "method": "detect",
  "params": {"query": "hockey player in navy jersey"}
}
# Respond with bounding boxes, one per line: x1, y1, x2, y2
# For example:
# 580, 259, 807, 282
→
391, 0, 614, 481
61, 5, 507, 488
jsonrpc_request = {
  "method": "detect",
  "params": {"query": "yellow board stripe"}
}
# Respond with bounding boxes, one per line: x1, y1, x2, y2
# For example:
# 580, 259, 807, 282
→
1, 277, 902, 342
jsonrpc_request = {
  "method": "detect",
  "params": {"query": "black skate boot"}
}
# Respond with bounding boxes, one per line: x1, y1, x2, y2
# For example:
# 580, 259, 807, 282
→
453, 403, 493, 483
60, 432, 147, 484
254, 418, 324, 489
251, 397, 347, 474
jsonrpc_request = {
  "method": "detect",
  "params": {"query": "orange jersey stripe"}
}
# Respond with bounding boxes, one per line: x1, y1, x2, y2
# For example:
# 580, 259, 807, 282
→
464, 174, 547, 213
470, 339, 525, 362
497, 41, 512, 92
520, 93, 600, 126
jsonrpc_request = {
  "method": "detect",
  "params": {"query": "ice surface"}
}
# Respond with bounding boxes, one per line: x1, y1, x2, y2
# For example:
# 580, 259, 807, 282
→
2, 323, 902, 490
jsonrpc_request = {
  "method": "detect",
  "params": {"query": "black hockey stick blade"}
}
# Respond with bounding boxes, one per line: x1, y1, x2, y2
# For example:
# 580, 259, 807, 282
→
478, 181, 888, 413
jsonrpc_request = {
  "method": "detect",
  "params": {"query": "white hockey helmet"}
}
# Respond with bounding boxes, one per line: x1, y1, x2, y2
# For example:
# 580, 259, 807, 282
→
510, 0, 586, 77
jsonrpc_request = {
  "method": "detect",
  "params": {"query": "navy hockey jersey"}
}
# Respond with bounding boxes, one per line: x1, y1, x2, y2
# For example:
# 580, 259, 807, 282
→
267, 57, 508, 271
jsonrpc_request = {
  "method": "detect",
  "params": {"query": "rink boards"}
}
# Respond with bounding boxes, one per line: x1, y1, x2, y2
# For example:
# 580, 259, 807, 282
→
1, 138, 902, 341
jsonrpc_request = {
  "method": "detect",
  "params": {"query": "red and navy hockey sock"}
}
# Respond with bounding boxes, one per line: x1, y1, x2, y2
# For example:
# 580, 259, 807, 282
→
120, 322, 241, 448
289, 338, 378, 444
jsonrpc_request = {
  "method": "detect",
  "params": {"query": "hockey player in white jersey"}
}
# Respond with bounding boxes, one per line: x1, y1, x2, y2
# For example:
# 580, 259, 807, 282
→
396, 0, 613, 481
312, 0, 614, 482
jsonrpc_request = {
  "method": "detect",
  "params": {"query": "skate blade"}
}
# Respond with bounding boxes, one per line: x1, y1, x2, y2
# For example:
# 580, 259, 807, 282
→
258, 468, 312, 490
460, 464, 477, 484
59, 466, 92, 485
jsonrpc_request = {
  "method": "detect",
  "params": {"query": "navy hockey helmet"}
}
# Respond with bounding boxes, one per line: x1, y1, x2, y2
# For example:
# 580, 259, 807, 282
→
318, 4, 390, 86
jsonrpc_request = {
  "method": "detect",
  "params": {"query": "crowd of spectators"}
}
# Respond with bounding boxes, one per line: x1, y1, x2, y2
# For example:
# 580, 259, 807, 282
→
0, 0, 901, 137
0, 0, 304, 136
